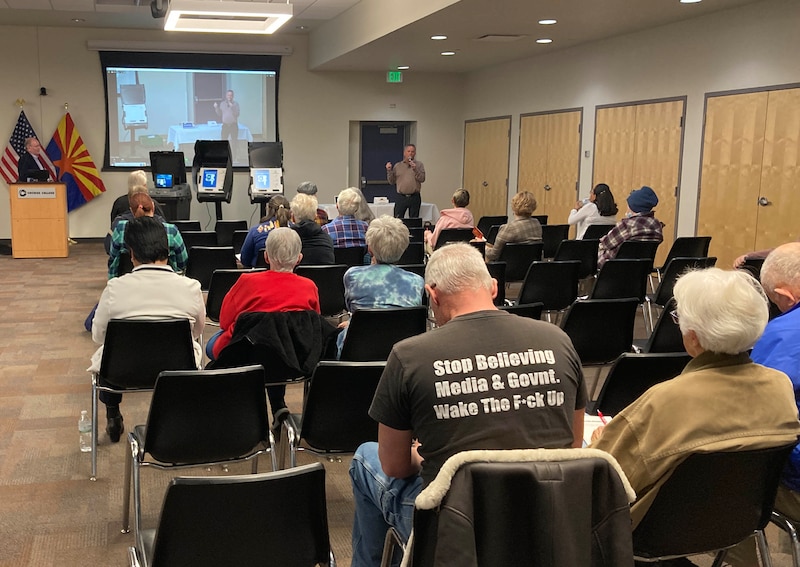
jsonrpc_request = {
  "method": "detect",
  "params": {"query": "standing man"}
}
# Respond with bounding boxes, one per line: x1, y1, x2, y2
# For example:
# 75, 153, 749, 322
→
213, 89, 240, 143
349, 243, 586, 566
386, 144, 425, 219
17, 137, 51, 182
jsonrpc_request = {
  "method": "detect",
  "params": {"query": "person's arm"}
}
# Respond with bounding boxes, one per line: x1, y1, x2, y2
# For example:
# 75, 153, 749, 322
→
190, 282, 206, 341
597, 222, 626, 267
386, 162, 397, 185
413, 161, 426, 184
218, 278, 243, 332
240, 229, 256, 268
168, 226, 188, 274
233, 102, 240, 121
107, 223, 126, 279
567, 202, 593, 226
92, 284, 113, 346
378, 423, 420, 478
485, 224, 510, 262
572, 408, 585, 448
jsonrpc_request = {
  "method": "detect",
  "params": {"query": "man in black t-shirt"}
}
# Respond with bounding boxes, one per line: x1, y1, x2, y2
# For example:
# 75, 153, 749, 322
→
349, 243, 587, 567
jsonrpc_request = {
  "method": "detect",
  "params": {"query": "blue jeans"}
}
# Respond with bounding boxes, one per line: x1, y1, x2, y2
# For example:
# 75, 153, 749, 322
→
349, 442, 423, 567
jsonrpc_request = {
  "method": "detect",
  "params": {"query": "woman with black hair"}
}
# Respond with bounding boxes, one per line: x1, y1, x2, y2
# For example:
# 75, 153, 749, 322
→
567, 183, 619, 239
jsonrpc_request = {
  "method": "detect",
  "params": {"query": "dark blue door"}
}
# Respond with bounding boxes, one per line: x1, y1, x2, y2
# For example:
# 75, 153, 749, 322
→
360, 124, 406, 203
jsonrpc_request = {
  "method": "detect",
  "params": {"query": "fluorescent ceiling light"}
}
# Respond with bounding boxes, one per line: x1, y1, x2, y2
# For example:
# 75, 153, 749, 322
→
538, 19, 557, 25
398, 66, 410, 70
536, 38, 553, 44
441, 51, 456, 56
165, 0, 293, 34
431, 35, 447, 40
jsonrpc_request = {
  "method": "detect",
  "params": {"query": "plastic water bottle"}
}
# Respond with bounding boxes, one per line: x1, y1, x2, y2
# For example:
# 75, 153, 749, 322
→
78, 411, 92, 453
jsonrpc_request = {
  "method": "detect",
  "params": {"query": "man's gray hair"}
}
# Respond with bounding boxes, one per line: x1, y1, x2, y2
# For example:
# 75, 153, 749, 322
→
266, 227, 302, 272
296, 181, 318, 196
425, 243, 492, 295
128, 170, 148, 192
761, 242, 800, 298
337, 188, 361, 216
673, 267, 768, 355
366, 216, 409, 264
291, 193, 318, 222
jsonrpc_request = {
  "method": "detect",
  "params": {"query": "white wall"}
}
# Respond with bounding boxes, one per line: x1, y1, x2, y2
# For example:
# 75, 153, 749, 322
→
0, 26, 465, 238
461, 0, 800, 236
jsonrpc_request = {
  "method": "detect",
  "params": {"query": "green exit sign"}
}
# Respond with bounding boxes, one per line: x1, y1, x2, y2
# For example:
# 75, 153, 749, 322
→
386, 71, 403, 83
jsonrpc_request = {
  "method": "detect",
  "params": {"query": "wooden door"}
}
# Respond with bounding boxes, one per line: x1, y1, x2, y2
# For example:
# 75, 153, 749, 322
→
594, 105, 637, 194
463, 117, 511, 222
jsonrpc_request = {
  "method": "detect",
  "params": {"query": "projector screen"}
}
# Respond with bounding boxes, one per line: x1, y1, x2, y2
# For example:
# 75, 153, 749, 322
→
100, 51, 280, 170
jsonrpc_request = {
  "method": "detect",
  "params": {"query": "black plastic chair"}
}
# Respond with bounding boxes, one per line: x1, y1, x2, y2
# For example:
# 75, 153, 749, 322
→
434, 228, 474, 250
632, 444, 796, 565
397, 242, 424, 265
215, 219, 248, 246
90, 318, 197, 480
171, 220, 201, 233
206, 268, 264, 324
487, 262, 506, 306
645, 256, 717, 331
118, 251, 134, 276
469, 240, 486, 258
589, 258, 652, 327
517, 260, 581, 322
583, 224, 613, 240
653, 236, 712, 282
532, 214, 548, 225
477, 215, 508, 238
401, 217, 423, 229
339, 306, 428, 362
741, 257, 766, 280
128, 463, 334, 567
231, 229, 248, 255
499, 242, 544, 283
409, 227, 425, 244
333, 246, 366, 267
485, 224, 502, 245
614, 239, 662, 273
255, 248, 269, 268
185, 246, 237, 291
561, 298, 638, 366
500, 302, 544, 320
553, 239, 599, 280
588, 352, 691, 415
180, 230, 217, 250
397, 263, 426, 278
633, 298, 685, 354
280, 361, 385, 468
122, 365, 274, 536
541, 224, 569, 258
294, 264, 349, 317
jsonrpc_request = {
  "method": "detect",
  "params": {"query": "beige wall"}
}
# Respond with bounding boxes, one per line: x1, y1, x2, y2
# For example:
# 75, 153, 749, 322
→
0, 27, 465, 238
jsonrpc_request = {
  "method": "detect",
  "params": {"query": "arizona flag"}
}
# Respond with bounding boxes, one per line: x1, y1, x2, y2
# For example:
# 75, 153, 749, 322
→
46, 112, 106, 211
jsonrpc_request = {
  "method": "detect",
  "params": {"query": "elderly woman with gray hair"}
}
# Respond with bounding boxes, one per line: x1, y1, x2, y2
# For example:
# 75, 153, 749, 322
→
335, 215, 424, 358
592, 267, 800, 535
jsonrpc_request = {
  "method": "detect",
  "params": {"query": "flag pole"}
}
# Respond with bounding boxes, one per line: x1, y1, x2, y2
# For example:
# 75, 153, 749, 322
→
15, 98, 25, 108
63, 102, 68, 113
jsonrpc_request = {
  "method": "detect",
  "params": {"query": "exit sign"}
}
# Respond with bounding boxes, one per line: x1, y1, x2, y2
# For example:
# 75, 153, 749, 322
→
386, 71, 403, 83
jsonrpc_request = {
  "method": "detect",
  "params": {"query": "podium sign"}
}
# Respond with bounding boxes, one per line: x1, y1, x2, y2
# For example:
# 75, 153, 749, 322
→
9, 183, 69, 258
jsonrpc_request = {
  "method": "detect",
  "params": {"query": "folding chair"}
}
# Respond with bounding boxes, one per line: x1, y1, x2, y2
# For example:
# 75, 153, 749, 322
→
185, 246, 237, 291
214, 219, 248, 246
295, 264, 349, 318
339, 307, 428, 362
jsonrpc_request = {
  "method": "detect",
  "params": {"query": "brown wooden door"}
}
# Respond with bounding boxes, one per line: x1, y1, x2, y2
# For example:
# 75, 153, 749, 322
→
463, 117, 511, 223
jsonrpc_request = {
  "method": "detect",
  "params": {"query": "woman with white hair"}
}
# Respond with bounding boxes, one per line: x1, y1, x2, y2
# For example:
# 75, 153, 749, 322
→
593, 268, 800, 534
336, 215, 424, 358
290, 193, 335, 265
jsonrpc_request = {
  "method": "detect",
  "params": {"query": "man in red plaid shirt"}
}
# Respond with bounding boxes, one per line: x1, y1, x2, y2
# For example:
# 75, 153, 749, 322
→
598, 185, 664, 268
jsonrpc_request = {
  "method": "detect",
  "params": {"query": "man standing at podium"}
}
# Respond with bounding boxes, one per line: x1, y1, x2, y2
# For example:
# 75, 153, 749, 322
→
17, 137, 51, 182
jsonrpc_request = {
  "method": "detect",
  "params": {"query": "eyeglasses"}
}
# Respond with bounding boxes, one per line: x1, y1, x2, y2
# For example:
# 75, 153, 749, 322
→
669, 310, 680, 325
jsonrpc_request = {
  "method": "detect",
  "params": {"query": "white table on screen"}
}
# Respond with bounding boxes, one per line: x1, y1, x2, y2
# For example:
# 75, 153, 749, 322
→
167, 124, 253, 150
320, 202, 440, 223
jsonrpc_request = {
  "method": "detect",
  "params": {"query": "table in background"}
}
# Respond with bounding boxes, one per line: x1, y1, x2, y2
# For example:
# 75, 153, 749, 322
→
320, 202, 440, 224
167, 124, 253, 150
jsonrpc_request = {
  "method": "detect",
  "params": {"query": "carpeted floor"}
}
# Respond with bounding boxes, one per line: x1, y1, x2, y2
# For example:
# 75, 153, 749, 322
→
0, 240, 793, 567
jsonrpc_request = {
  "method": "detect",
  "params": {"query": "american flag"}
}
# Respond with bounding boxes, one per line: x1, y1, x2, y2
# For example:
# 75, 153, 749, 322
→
0, 111, 56, 185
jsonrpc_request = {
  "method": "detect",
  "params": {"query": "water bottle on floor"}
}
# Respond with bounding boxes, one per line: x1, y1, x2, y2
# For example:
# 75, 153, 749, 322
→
78, 410, 92, 453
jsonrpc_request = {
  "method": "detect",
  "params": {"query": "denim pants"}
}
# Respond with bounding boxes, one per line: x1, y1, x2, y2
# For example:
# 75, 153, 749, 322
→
349, 442, 423, 567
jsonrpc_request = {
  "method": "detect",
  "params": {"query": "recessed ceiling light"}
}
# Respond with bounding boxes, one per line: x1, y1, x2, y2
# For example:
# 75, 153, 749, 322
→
295, 25, 307, 30
441, 51, 456, 56
431, 35, 447, 40
536, 38, 553, 44
538, 19, 557, 25
398, 66, 410, 70
72, 18, 85, 23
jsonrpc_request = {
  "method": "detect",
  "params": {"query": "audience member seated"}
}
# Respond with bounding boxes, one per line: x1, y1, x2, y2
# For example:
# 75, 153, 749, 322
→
107, 192, 187, 279
239, 195, 290, 268
290, 193, 335, 265
485, 190, 542, 262
567, 182, 618, 239
597, 185, 663, 269
89, 216, 205, 442
206, 227, 320, 362
425, 188, 474, 251
352, 187, 375, 224
349, 243, 586, 566
592, 267, 800, 559
296, 181, 329, 226
322, 188, 369, 249
336, 216, 424, 358
733, 236, 800, 268
105, 171, 166, 254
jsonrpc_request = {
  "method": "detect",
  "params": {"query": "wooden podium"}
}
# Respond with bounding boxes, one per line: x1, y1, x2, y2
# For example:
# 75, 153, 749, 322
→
8, 183, 69, 258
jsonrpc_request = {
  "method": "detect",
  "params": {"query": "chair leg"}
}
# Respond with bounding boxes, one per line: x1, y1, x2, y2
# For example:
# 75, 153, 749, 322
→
757, 529, 774, 567
121, 434, 134, 533
771, 511, 800, 567
711, 549, 727, 567
91, 381, 99, 481
380, 527, 405, 567
132, 455, 143, 539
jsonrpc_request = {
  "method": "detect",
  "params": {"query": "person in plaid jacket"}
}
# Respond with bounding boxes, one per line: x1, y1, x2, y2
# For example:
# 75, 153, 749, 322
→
597, 185, 663, 269
323, 188, 369, 248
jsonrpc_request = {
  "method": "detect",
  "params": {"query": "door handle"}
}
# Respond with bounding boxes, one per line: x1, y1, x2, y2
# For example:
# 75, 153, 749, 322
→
482, 181, 488, 187
758, 196, 771, 207
544, 184, 551, 192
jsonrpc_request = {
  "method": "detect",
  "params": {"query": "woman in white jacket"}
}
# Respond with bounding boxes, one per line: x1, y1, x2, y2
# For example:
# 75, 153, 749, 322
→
567, 183, 618, 239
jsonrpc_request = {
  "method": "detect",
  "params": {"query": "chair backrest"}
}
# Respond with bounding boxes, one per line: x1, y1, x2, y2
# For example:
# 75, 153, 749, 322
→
500, 242, 544, 282
231, 229, 248, 254
149, 463, 331, 567
98, 318, 197, 389
469, 240, 486, 258
741, 257, 765, 280
561, 298, 638, 365
486, 262, 506, 306
615, 240, 662, 272
398, 242, 425, 265
517, 260, 581, 311
180, 230, 218, 250
333, 246, 366, 267
294, 264, 349, 316
412, 452, 634, 567
532, 214, 548, 226
652, 256, 717, 307
144, 365, 269, 464
118, 251, 134, 276
477, 215, 508, 238
185, 246, 237, 291
299, 361, 385, 453
590, 259, 652, 302
485, 224, 502, 245
255, 248, 269, 268
632, 443, 796, 559
401, 217, 423, 229
206, 269, 261, 322
339, 307, 428, 361
642, 298, 686, 353
659, 236, 712, 270
553, 239, 599, 279
435, 228, 474, 250
590, 353, 691, 416
500, 302, 544, 320
215, 219, 248, 246
409, 227, 425, 243
397, 263, 426, 278
582, 224, 613, 240
541, 224, 569, 258
171, 220, 201, 233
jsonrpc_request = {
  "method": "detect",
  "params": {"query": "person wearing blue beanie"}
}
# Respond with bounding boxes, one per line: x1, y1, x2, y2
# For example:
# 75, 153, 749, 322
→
598, 185, 664, 268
